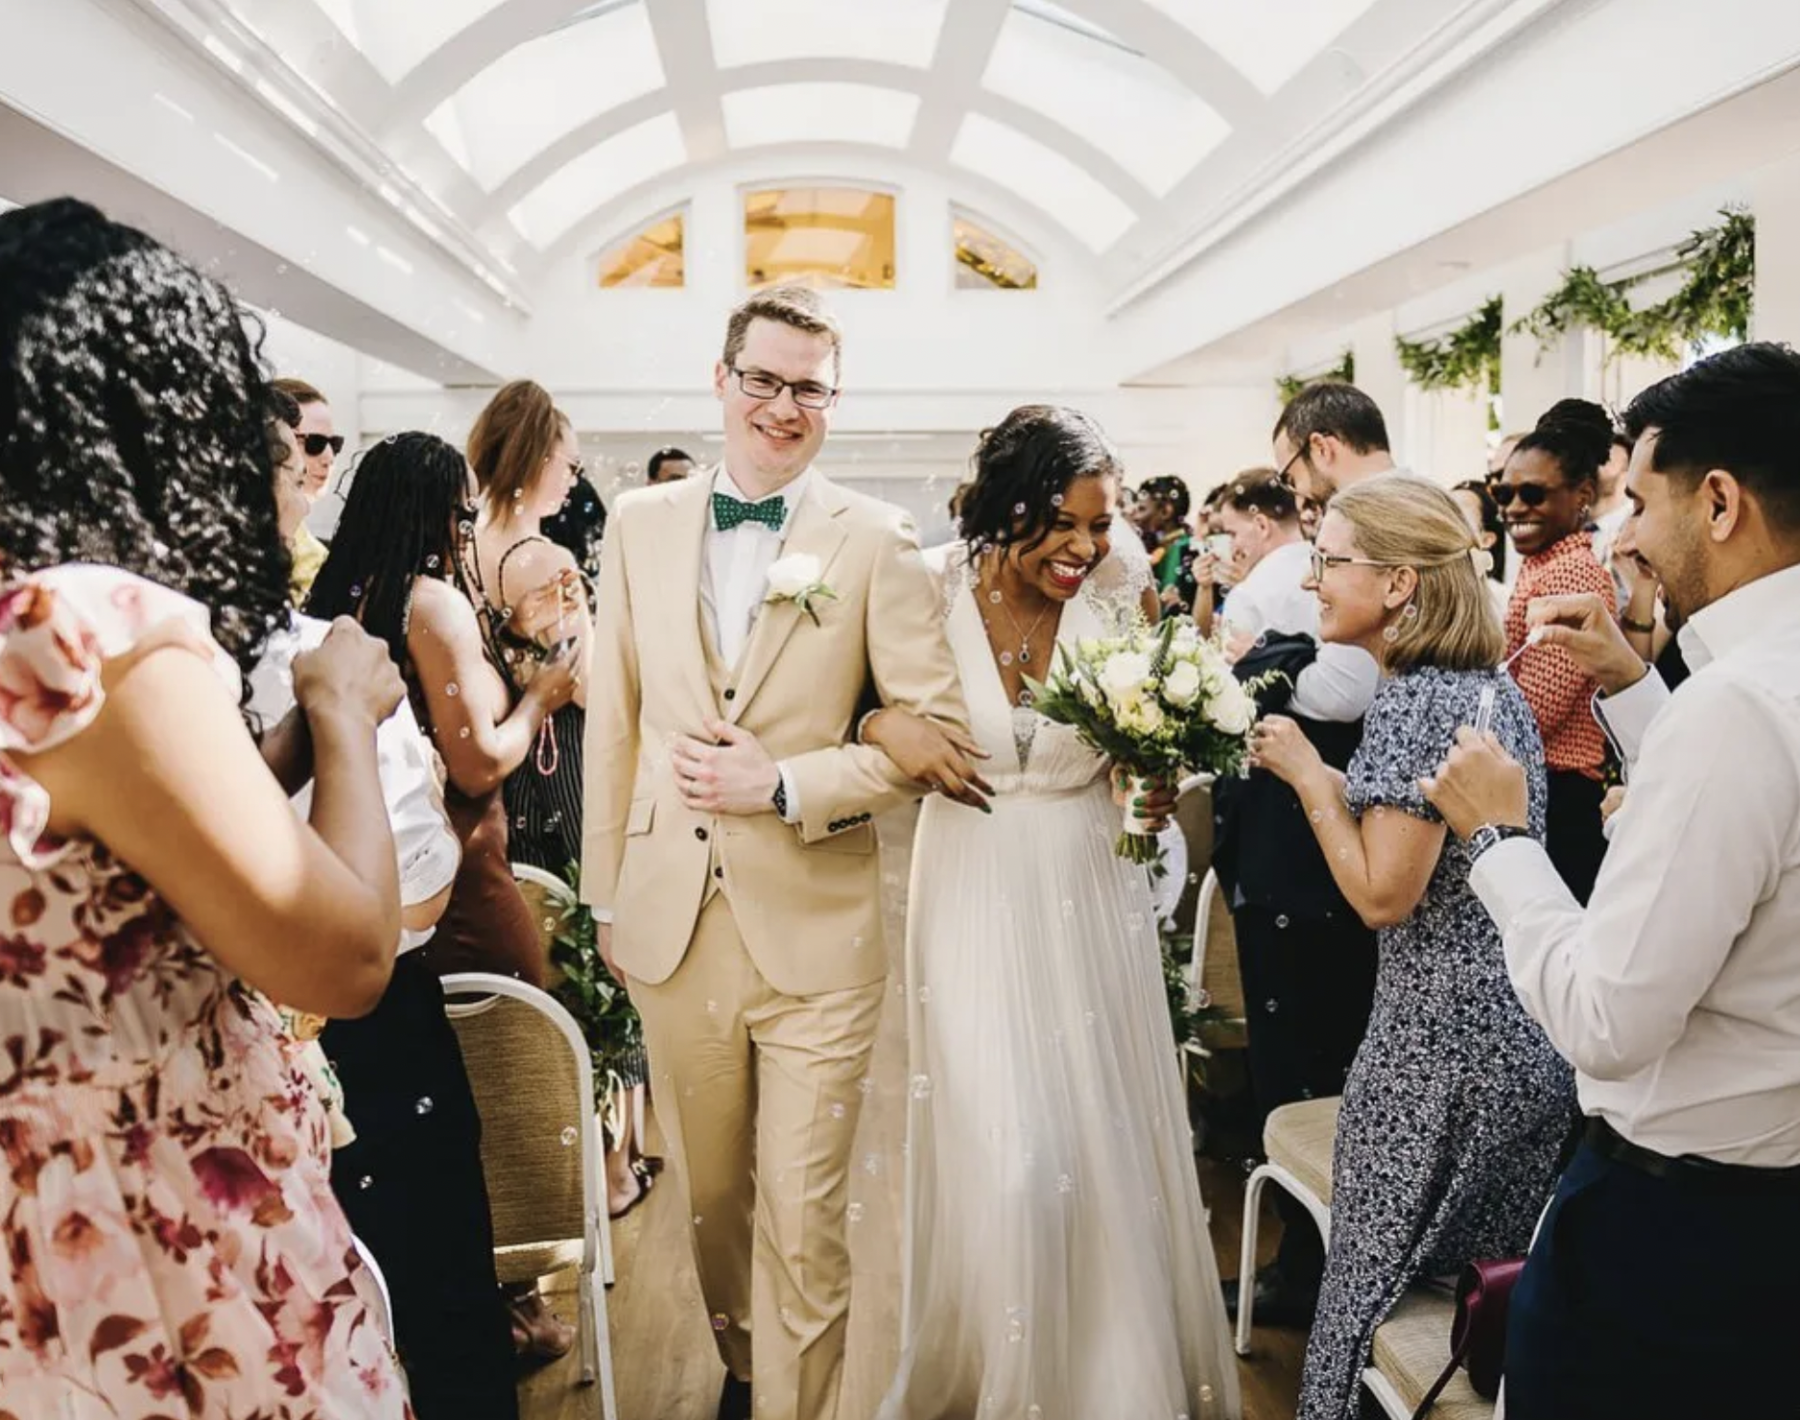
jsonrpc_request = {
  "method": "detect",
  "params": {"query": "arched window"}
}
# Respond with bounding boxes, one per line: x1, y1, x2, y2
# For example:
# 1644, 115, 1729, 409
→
744, 187, 896, 291
595, 209, 685, 288
953, 213, 1038, 290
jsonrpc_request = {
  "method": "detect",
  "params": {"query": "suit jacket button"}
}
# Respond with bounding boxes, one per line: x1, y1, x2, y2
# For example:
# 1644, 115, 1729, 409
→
695, 827, 709, 842
724, 688, 736, 701
714, 866, 724, 879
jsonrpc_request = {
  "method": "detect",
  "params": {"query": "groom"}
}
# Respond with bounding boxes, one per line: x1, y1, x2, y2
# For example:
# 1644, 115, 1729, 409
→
581, 284, 971, 1420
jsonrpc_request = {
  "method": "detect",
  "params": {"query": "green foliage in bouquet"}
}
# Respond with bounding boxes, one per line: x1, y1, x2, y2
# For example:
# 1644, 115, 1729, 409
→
545, 862, 643, 1089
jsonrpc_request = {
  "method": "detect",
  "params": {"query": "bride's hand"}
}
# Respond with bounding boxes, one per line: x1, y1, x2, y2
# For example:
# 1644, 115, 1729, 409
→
1110, 766, 1178, 833
863, 710, 994, 812
1248, 715, 1322, 788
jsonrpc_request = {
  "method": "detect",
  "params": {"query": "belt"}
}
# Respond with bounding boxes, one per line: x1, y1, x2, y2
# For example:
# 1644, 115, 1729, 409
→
1585, 1117, 1800, 1192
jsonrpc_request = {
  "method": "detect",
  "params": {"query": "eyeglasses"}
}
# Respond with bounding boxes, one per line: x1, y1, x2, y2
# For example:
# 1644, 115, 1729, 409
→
1490, 483, 1550, 509
730, 366, 838, 410
1309, 548, 1395, 581
300, 433, 346, 458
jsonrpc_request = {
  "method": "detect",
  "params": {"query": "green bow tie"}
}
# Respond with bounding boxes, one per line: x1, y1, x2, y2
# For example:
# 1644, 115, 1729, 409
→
712, 491, 787, 532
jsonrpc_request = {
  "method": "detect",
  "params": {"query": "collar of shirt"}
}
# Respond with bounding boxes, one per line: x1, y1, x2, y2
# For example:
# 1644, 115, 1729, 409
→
1677, 560, 1800, 675
713, 465, 812, 530
1522, 529, 1595, 572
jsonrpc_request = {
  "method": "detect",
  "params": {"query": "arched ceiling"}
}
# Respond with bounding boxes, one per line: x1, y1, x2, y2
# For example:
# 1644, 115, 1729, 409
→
167, 0, 1490, 289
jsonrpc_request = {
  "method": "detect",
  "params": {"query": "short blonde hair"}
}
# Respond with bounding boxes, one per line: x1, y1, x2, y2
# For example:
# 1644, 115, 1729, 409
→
1329, 474, 1504, 674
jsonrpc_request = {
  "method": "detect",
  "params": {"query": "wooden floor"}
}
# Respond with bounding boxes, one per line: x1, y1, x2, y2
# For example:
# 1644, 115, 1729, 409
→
520, 808, 1306, 1420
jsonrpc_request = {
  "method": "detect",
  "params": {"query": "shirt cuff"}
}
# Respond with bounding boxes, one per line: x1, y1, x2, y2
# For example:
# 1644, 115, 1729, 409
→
1593, 669, 1671, 768
589, 906, 615, 925
855, 709, 883, 745
776, 763, 802, 824
1468, 836, 1575, 935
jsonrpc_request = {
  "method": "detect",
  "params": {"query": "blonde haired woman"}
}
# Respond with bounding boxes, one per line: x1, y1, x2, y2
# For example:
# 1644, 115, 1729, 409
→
1248, 475, 1575, 1420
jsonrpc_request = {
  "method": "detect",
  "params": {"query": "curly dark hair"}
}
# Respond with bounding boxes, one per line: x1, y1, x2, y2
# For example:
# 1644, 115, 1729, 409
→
305, 432, 472, 669
958, 405, 1120, 553
1511, 397, 1611, 493
0, 198, 289, 685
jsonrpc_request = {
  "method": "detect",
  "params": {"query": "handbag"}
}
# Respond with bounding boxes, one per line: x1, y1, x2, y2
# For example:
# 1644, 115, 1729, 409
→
1410, 1257, 1526, 1418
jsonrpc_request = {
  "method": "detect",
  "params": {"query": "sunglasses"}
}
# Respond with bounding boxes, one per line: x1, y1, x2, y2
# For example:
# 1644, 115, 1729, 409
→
300, 433, 346, 458
1490, 483, 1550, 509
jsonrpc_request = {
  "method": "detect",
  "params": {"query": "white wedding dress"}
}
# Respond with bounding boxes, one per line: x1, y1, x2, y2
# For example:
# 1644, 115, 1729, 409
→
877, 541, 1241, 1420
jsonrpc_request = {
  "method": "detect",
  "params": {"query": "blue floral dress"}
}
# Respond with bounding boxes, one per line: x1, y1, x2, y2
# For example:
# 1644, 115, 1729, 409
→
1297, 666, 1577, 1420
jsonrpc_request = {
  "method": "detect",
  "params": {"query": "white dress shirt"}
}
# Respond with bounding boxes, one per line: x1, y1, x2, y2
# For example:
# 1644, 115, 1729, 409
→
1471, 562, 1800, 1166
248, 613, 462, 953
1225, 535, 1378, 723
1221, 538, 1319, 643
701, 465, 812, 821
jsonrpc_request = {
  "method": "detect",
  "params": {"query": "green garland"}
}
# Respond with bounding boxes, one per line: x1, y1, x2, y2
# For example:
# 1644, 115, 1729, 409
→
1515, 208, 1754, 362
1276, 349, 1355, 404
1394, 294, 1504, 395
543, 863, 644, 1104
1161, 928, 1231, 1091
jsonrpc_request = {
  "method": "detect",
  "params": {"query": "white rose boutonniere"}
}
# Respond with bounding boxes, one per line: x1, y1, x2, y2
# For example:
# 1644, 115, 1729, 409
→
765, 553, 838, 625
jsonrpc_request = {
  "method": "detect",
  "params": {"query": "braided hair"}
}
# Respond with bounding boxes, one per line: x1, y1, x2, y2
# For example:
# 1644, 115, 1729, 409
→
305, 433, 472, 670
1514, 398, 1612, 498
0, 198, 289, 687
958, 405, 1120, 554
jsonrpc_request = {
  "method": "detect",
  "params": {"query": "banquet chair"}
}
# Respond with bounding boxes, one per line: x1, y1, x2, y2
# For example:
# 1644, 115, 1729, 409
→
441, 972, 619, 1420
1236, 1095, 1341, 1355
513, 861, 619, 1285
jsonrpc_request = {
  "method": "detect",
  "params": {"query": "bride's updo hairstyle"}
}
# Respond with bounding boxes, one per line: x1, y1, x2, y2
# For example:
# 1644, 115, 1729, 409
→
958, 404, 1120, 554
1328, 474, 1505, 674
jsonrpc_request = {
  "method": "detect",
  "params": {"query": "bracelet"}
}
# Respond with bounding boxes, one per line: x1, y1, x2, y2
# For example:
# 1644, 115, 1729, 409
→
1619, 614, 1656, 634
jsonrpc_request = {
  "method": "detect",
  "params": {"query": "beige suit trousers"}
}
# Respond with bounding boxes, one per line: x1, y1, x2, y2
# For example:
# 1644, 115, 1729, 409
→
632, 893, 885, 1420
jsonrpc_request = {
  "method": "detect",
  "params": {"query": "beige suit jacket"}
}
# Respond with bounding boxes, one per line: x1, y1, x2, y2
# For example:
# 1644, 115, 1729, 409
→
580, 469, 969, 996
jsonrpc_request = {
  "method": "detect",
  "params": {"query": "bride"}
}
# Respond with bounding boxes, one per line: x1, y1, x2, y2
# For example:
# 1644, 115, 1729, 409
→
864, 406, 1241, 1420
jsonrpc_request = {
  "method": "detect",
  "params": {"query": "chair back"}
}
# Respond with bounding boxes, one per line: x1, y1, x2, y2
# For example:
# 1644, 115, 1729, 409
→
440, 973, 596, 1266
511, 863, 567, 968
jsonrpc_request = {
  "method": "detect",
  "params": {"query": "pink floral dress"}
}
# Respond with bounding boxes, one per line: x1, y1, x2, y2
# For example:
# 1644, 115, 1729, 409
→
0, 566, 410, 1419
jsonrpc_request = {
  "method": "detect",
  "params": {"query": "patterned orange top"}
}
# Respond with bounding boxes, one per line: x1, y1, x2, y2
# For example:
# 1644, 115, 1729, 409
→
1506, 531, 1616, 777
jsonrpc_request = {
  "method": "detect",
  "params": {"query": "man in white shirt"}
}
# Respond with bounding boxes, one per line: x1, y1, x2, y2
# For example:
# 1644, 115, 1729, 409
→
1423, 342, 1800, 1419
1216, 471, 1313, 642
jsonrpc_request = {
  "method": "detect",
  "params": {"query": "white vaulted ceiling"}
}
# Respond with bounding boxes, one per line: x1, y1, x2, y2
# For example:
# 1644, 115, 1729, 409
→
152, 0, 1492, 287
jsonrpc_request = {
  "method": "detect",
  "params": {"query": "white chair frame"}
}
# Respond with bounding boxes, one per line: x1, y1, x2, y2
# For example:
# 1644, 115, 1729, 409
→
510, 862, 621, 1287
441, 973, 620, 1419
1236, 1158, 1333, 1357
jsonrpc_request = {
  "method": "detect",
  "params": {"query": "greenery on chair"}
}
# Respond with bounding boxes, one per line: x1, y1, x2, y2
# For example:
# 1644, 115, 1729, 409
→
542, 863, 644, 1093
1160, 928, 1231, 1091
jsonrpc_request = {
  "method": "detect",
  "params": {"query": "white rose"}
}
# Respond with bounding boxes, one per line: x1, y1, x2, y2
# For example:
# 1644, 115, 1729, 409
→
1213, 679, 1255, 735
766, 554, 823, 600
1162, 660, 1203, 708
1099, 650, 1153, 701
1118, 695, 1165, 736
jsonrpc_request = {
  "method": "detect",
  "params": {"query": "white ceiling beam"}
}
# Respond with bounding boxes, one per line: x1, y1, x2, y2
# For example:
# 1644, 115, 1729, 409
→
477, 55, 1154, 225
1045, 0, 1262, 124
383, 0, 575, 134
909, 0, 1011, 160
643, 0, 726, 165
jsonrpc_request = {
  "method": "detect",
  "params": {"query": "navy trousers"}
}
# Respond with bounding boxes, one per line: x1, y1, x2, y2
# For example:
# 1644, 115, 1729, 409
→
1505, 1137, 1800, 1419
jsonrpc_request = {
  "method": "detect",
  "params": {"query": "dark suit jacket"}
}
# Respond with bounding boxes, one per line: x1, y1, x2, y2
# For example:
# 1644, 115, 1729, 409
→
1212, 632, 1364, 919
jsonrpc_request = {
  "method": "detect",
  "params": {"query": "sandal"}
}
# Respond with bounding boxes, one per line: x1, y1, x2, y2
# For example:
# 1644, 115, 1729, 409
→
506, 1286, 575, 1366
607, 1162, 653, 1221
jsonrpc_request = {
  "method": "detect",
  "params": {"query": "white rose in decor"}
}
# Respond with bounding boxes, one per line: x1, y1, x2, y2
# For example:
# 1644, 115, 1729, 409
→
1213, 679, 1255, 735
1118, 695, 1165, 736
1162, 659, 1203, 708
767, 554, 823, 600
1098, 650, 1153, 703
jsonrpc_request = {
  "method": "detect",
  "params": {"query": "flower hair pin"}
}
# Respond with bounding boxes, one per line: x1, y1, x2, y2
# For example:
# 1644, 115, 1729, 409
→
1469, 545, 1496, 577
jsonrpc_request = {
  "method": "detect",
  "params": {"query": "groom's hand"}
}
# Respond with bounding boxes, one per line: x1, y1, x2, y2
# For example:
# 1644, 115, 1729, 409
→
673, 719, 781, 816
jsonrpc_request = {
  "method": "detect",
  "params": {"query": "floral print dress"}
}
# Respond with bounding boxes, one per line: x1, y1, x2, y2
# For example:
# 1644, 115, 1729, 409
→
0, 565, 409, 1419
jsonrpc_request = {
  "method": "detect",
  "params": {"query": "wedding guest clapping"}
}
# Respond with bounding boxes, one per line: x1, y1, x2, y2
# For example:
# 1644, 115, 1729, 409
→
1424, 342, 1800, 1420
1250, 475, 1574, 1420
0, 197, 409, 1417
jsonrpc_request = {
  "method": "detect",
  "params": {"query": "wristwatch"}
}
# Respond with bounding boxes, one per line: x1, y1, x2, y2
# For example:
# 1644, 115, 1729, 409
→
771, 778, 790, 820
1468, 822, 1531, 862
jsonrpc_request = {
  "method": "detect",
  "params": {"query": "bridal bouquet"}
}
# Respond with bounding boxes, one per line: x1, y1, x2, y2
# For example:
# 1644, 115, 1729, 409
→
1026, 616, 1260, 863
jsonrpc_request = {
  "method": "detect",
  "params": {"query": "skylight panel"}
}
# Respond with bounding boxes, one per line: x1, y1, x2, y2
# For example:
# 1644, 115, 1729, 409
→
950, 114, 1135, 254
722, 84, 920, 150
425, 3, 665, 190
1139, 0, 1380, 94
707, 0, 949, 70
983, 8, 1229, 196
507, 112, 686, 249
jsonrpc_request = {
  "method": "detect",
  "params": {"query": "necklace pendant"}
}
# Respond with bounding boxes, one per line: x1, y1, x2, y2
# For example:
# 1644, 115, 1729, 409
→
1018, 647, 1031, 664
